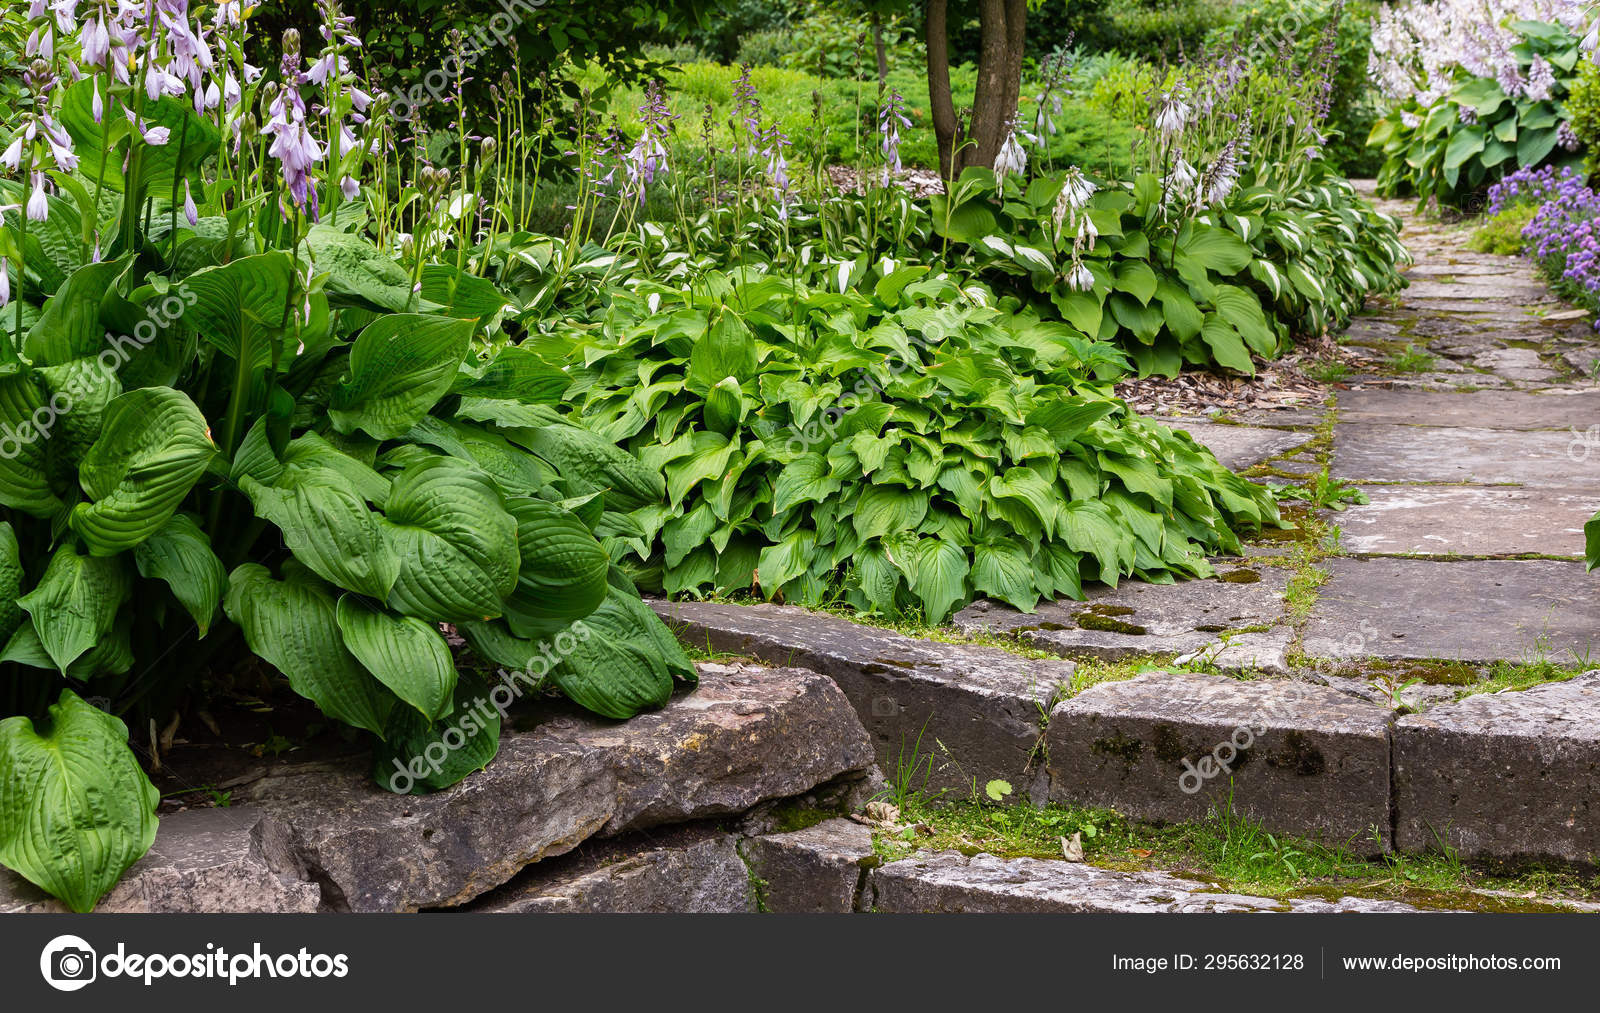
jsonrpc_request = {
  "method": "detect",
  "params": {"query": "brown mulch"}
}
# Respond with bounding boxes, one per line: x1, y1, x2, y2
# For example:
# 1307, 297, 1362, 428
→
1114, 333, 1362, 417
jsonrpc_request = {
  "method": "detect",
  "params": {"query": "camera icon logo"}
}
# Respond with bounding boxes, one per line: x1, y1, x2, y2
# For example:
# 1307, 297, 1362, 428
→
40, 935, 97, 991
869, 695, 898, 717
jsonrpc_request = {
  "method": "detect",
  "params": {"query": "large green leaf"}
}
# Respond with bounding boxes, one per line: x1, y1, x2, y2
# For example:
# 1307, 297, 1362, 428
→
23, 258, 128, 365
60, 79, 217, 194
240, 464, 399, 599
371, 670, 501, 795
335, 597, 457, 722
0, 372, 64, 517
0, 522, 23, 645
0, 690, 159, 912
329, 314, 474, 439
687, 311, 758, 394
500, 498, 610, 629
306, 224, 414, 311
69, 388, 216, 555
17, 544, 131, 673
547, 587, 688, 719
513, 421, 666, 511
133, 513, 226, 637
907, 536, 970, 624
380, 457, 520, 623
177, 252, 295, 368
223, 563, 395, 735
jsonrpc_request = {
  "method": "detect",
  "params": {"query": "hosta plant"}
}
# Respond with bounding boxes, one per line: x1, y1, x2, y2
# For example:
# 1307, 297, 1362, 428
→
1369, 16, 1585, 202
550, 267, 1280, 622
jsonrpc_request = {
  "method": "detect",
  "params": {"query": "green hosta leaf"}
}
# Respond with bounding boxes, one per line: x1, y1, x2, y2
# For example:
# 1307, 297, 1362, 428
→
687, 311, 758, 394
133, 513, 226, 637
450, 345, 567, 403
853, 484, 928, 542
757, 528, 816, 593
501, 497, 610, 629
702, 375, 745, 435
513, 421, 666, 511
772, 452, 842, 515
547, 587, 691, 719
330, 313, 474, 439
242, 461, 403, 600
306, 224, 414, 311
36, 358, 123, 467
336, 596, 457, 722
0, 523, 20, 645
420, 263, 512, 322
224, 563, 395, 735
1199, 316, 1255, 374
1177, 222, 1253, 274
17, 544, 131, 673
1586, 510, 1600, 571
908, 536, 970, 624
69, 388, 216, 555
177, 252, 295, 368
1114, 261, 1159, 305
972, 542, 1039, 612
0, 372, 63, 517
665, 431, 739, 505
0, 690, 159, 912
371, 670, 501, 795
380, 457, 520, 623
23, 258, 128, 365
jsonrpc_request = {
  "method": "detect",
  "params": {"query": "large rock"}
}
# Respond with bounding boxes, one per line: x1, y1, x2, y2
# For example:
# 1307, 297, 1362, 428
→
1302, 558, 1600, 663
0, 808, 321, 914
1394, 672, 1600, 865
740, 818, 877, 913
866, 851, 1417, 913
953, 566, 1289, 662
1046, 672, 1393, 848
468, 824, 754, 913
1150, 420, 1314, 470
232, 663, 872, 912
537, 663, 877, 836
649, 600, 1069, 799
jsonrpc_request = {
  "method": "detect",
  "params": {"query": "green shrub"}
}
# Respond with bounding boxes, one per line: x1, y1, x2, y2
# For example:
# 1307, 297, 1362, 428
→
1566, 62, 1600, 182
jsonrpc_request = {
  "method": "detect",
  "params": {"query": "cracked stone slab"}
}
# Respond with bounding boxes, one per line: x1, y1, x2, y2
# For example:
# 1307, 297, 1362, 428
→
1394, 672, 1600, 865
952, 566, 1289, 662
866, 851, 1417, 913
466, 824, 755, 913
1173, 628, 1294, 676
1046, 672, 1393, 847
1150, 419, 1315, 470
1401, 280, 1555, 303
0, 807, 322, 914
1336, 388, 1600, 430
1332, 424, 1583, 486
1338, 485, 1595, 556
1471, 347, 1562, 382
1302, 558, 1600, 664
649, 599, 1070, 799
227, 663, 870, 912
740, 818, 877, 913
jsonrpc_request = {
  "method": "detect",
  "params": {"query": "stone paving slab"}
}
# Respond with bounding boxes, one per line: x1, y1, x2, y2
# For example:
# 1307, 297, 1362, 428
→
1338, 485, 1595, 557
1045, 672, 1394, 848
1301, 558, 1600, 664
1336, 388, 1600, 430
467, 824, 755, 913
1151, 419, 1315, 470
0, 808, 322, 914
1394, 672, 1600, 866
866, 850, 1418, 913
952, 566, 1290, 662
1173, 629, 1295, 676
1401, 281, 1555, 303
739, 818, 876, 913
1332, 424, 1582, 487
649, 600, 1071, 799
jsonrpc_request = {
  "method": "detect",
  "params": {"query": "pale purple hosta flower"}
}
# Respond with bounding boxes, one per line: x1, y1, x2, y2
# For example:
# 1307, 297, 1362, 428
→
80, 14, 110, 66
993, 121, 1028, 183
1526, 54, 1556, 102
760, 122, 793, 219
732, 65, 762, 155
183, 179, 198, 225
27, 174, 50, 221
1457, 103, 1477, 126
341, 175, 359, 200
1153, 93, 1190, 137
1, 136, 22, 172
877, 89, 910, 185
1200, 132, 1246, 207
264, 38, 324, 217
1164, 156, 1198, 205
1558, 120, 1581, 151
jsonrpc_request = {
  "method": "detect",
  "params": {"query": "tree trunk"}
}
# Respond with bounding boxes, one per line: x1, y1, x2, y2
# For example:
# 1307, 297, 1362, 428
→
964, 0, 1027, 172
925, 0, 959, 180
871, 12, 889, 87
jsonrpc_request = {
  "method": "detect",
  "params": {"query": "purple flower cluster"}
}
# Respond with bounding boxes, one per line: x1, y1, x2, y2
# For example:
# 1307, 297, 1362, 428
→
1497, 164, 1600, 328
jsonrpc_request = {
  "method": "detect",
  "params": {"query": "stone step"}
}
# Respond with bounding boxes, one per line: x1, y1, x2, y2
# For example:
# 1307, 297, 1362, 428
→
649, 599, 1073, 799
1394, 672, 1600, 866
0, 663, 875, 914
1045, 672, 1394, 849
866, 850, 1418, 913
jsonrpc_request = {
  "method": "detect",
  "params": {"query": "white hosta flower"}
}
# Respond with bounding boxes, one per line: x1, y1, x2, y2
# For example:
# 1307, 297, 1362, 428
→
1066, 261, 1094, 292
994, 129, 1028, 182
1154, 95, 1189, 137
0, 257, 10, 310
26, 174, 49, 221
1165, 157, 1197, 199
